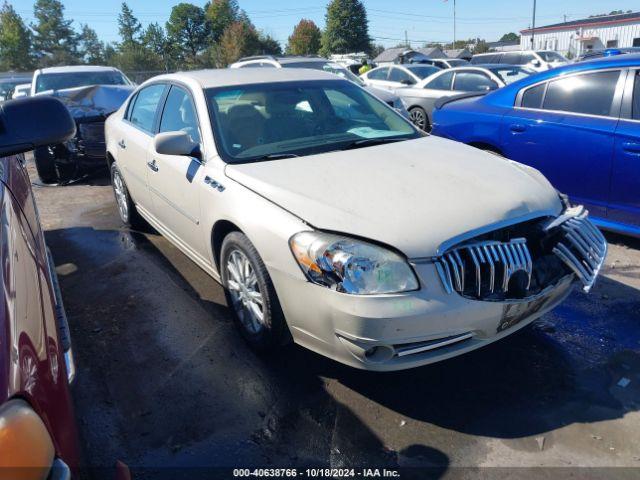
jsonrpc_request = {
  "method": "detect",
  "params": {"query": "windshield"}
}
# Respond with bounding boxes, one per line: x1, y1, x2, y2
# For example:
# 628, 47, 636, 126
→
35, 71, 130, 93
537, 51, 568, 63
406, 65, 441, 79
447, 59, 469, 67
284, 61, 365, 86
206, 80, 420, 163
488, 66, 534, 85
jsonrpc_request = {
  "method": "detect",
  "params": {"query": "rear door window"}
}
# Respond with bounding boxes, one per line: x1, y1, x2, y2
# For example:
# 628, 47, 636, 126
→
453, 71, 498, 92
521, 83, 546, 109
543, 70, 621, 117
389, 67, 414, 84
159, 86, 201, 143
368, 67, 389, 80
632, 71, 640, 120
129, 84, 166, 133
425, 71, 454, 90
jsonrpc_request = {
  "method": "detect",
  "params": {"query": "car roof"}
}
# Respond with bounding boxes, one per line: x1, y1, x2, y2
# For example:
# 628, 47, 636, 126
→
472, 63, 527, 69
37, 65, 121, 74
147, 68, 344, 89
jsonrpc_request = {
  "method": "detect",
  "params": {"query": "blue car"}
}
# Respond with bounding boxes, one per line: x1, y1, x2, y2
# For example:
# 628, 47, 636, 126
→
431, 54, 640, 237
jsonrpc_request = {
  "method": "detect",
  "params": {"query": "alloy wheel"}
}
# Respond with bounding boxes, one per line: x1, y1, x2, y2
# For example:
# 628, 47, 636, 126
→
113, 169, 129, 222
410, 108, 427, 131
226, 249, 265, 334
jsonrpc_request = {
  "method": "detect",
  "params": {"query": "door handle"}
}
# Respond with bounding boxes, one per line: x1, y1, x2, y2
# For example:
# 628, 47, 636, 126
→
118, 139, 126, 149
510, 124, 526, 133
622, 142, 640, 154
147, 159, 159, 172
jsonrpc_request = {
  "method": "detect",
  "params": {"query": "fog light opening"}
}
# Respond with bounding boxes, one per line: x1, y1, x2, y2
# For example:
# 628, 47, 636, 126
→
364, 345, 395, 363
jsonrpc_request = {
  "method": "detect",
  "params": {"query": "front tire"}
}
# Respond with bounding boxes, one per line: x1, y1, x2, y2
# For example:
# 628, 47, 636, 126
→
409, 106, 430, 132
110, 163, 145, 229
34, 146, 59, 184
220, 232, 288, 352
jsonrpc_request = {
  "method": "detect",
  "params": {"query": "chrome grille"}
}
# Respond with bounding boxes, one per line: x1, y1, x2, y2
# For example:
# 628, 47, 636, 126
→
435, 237, 533, 299
549, 209, 607, 293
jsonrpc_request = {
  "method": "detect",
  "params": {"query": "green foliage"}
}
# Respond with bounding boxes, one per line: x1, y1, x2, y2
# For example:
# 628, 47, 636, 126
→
205, 0, 240, 42
370, 43, 385, 59
118, 2, 142, 49
320, 0, 371, 56
0, 2, 34, 71
286, 19, 321, 55
499, 32, 520, 43
143, 22, 171, 71
214, 20, 260, 67
166, 3, 208, 68
31, 0, 78, 66
258, 33, 282, 55
78, 24, 104, 64
473, 40, 490, 54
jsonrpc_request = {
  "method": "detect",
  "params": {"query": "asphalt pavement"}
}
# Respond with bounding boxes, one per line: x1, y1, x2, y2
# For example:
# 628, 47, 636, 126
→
29, 163, 640, 480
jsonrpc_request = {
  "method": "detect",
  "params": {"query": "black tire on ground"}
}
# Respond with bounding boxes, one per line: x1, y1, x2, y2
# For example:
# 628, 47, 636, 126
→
110, 163, 146, 229
409, 106, 430, 132
220, 231, 289, 352
33, 146, 59, 184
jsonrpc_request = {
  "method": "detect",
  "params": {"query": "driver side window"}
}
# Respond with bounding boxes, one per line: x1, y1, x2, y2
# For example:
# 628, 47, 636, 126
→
159, 85, 201, 144
426, 71, 454, 91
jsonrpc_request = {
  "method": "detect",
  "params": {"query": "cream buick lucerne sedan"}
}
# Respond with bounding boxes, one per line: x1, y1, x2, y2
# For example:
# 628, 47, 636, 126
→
105, 69, 606, 371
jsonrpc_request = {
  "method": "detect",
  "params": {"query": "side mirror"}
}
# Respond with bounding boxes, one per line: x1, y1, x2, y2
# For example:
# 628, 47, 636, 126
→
531, 60, 541, 67
400, 79, 415, 86
0, 97, 75, 157
154, 131, 199, 158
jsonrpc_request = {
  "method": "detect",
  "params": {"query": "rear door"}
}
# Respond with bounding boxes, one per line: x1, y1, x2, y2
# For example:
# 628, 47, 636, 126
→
610, 69, 640, 228
501, 69, 624, 218
147, 84, 206, 257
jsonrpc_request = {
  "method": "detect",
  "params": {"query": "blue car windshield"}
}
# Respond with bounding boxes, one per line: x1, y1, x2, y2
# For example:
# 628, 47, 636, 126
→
206, 80, 420, 163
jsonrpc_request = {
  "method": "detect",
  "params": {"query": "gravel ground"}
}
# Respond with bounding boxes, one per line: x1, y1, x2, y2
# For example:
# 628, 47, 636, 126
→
29, 161, 640, 480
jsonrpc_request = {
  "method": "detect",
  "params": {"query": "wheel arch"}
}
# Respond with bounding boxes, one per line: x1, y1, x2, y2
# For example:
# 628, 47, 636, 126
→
211, 219, 243, 272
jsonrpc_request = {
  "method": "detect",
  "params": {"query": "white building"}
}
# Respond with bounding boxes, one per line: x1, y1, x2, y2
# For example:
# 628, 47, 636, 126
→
520, 11, 640, 58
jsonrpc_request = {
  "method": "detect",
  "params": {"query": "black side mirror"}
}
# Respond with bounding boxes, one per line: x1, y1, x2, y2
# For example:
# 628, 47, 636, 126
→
401, 79, 415, 86
0, 96, 75, 157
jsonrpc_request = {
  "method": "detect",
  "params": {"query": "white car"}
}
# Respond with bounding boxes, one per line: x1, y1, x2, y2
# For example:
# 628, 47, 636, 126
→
31, 65, 132, 96
361, 64, 441, 90
11, 83, 31, 99
105, 69, 606, 371
471, 50, 569, 72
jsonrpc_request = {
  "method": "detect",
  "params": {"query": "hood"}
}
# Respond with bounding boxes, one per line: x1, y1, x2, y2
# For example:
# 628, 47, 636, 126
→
225, 136, 562, 258
44, 84, 134, 121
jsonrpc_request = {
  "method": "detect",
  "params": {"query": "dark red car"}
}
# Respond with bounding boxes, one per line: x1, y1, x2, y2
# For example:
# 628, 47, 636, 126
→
0, 97, 80, 478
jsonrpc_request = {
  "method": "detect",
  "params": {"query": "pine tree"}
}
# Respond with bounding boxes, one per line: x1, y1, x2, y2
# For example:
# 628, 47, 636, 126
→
320, 0, 371, 56
31, 0, 78, 66
0, 2, 34, 70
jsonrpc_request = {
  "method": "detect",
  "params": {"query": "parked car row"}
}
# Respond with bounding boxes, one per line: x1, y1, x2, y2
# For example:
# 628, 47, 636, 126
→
431, 53, 640, 236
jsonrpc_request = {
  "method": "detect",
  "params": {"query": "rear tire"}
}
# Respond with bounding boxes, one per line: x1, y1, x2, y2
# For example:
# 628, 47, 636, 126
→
220, 232, 288, 352
409, 107, 430, 132
34, 146, 59, 184
110, 163, 145, 229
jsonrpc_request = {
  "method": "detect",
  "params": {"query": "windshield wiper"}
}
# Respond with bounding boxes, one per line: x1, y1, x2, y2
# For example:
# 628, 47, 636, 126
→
341, 137, 407, 151
249, 153, 300, 161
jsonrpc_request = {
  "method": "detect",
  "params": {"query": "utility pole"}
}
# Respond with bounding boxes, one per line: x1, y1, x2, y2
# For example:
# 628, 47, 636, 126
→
405, 30, 409, 47
453, 0, 457, 47
530, 0, 537, 49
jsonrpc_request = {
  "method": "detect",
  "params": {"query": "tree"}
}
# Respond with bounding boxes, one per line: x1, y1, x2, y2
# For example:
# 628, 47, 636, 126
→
118, 2, 142, 49
78, 24, 104, 64
205, 0, 240, 42
166, 3, 208, 68
31, 0, 78, 66
0, 2, 33, 71
473, 39, 490, 54
143, 22, 171, 71
286, 19, 321, 55
215, 21, 260, 67
258, 33, 282, 55
370, 43, 385, 59
320, 0, 371, 56
499, 32, 519, 43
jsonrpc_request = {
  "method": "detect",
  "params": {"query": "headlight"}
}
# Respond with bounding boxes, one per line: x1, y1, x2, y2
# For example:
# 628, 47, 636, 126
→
289, 232, 419, 294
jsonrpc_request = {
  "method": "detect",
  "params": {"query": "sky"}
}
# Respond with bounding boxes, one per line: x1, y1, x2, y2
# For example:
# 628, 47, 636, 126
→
13, 0, 640, 48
